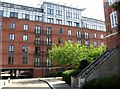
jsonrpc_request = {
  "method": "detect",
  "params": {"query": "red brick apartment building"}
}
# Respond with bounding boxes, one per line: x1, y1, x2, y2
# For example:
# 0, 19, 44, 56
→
104, 0, 120, 50
0, 1, 106, 78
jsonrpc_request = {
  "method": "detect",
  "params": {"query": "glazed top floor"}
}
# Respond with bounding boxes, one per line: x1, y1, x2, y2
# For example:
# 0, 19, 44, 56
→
0, 1, 105, 31
0, 1, 82, 19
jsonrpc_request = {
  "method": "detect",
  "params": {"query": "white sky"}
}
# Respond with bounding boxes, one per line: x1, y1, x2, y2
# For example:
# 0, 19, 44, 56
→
0, 0, 105, 21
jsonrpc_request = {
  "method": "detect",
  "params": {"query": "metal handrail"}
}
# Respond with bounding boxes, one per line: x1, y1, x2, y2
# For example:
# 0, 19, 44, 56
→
84, 48, 116, 78
77, 49, 115, 77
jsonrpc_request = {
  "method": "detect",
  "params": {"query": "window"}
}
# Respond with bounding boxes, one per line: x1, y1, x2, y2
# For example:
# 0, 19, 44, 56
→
85, 41, 90, 47
0, 21, 1, 30
9, 34, 15, 40
35, 15, 42, 21
35, 47, 40, 55
35, 26, 40, 34
74, 22, 79, 27
46, 27, 52, 36
22, 57, 27, 64
0, 10, 3, 16
68, 30, 72, 35
85, 32, 89, 39
94, 42, 98, 47
35, 36, 40, 45
68, 38, 72, 42
22, 46, 28, 53
47, 18, 54, 23
67, 21, 72, 26
10, 22, 16, 29
9, 45, 14, 52
74, 14, 79, 19
58, 38, 62, 44
56, 19, 62, 24
58, 28, 62, 34
34, 58, 40, 67
110, 11, 118, 28
101, 34, 104, 39
78, 40, 81, 44
23, 24, 28, 30
47, 37, 52, 46
77, 31, 81, 38
8, 57, 14, 64
47, 58, 52, 67
94, 33, 97, 38
23, 35, 28, 41
10, 12, 18, 18
101, 42, 104, 47
56, 10, 62, 16
47, 8, 54, 15
22, 14, 30, 20
66, 12, 72, 18
108, 0, 114, 5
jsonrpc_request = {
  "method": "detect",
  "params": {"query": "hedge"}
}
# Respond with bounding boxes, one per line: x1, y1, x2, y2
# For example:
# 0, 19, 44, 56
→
62, 69, 80, 85
82, 75, 120, 89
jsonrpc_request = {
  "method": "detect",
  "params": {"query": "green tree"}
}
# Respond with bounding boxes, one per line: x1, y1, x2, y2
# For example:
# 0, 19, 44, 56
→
48, 42, 106, 69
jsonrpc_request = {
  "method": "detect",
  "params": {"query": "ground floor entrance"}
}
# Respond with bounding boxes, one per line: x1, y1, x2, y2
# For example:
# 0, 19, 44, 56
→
1, 69, 33, 79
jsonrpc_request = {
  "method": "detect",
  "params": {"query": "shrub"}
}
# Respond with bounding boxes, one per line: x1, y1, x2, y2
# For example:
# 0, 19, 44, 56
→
49, 72, 63, 77
82, 75, 120, 89
82, 79, 97, 89
62, 69, 80, 85
78, 59, 89, 70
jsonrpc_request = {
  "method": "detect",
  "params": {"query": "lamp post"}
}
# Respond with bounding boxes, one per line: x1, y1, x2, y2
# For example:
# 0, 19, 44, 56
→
41, 12, 45, 77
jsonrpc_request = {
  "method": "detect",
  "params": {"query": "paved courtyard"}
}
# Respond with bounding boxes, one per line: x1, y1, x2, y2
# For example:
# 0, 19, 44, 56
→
0, 78, 78, 89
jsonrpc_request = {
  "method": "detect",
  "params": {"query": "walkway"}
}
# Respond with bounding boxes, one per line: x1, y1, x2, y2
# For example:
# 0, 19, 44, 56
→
0, 78, 78, 89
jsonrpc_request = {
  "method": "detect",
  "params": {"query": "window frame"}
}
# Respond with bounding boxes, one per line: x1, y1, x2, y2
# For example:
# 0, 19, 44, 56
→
22, 34, 28, 41
23, 24, 29, 31
58, 28, 62, 34
10, 22, 16, 29
8, 57, 14, 64
110, 11, 118, 28
22, 46, 28, 53
46, 27, 52, 36
22, 57, 27, 64
9, 34, 15, 40
68, 30, 72, 35
9, 45, 14, 52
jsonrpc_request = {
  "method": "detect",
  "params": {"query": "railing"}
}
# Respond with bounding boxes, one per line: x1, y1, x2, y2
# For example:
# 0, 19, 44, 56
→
77, 49, 116, 78
34, 40, 40, 45
76, 34, 89, 40
34, 62, 52, 67
34, 51, 40, 56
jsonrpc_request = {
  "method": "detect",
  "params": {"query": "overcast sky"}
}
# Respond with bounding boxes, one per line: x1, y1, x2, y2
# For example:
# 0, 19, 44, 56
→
0, 0, 105, 21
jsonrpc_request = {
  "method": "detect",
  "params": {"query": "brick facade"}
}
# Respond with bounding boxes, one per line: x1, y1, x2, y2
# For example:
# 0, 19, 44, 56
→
1, 17, 106, 78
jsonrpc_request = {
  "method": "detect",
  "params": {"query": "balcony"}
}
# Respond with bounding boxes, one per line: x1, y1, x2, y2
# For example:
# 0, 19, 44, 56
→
76, 35, 82, 38
34, 51, 40, 56
34, 40, 40, 45
34, 62, 52, 67
76, 35, 89, 39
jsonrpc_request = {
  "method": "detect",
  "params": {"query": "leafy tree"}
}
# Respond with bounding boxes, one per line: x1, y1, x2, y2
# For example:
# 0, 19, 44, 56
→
48, 42, 106, 69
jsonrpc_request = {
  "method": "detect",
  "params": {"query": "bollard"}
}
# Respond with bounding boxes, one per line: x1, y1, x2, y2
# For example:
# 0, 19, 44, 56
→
8, 77, 10, 83
4, 81, 5, 86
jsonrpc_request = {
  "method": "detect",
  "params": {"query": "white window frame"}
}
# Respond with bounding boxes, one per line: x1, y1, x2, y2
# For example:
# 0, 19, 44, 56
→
101, 42, 104, 47
68, 30, 72, 35
101, 34, 104, 39
110, 11, 118, 28
9, 45, 14, 52
108, 0, 114, 5
9, 34, 15, 40
23, 35, 28, 41
94, 42, 98, 47
94, 33, 97, 38
23, 24, 28, 30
